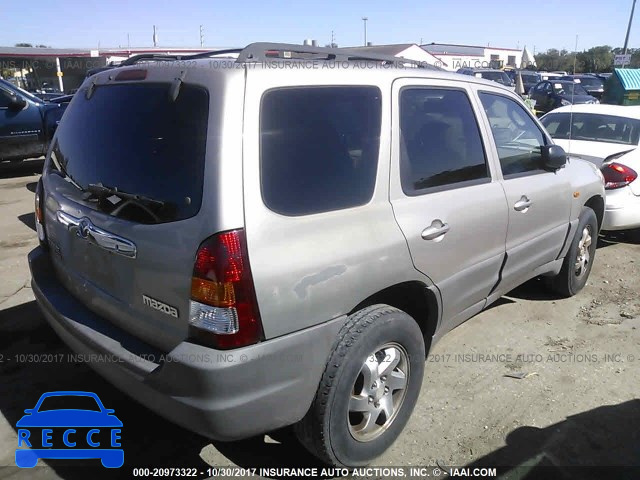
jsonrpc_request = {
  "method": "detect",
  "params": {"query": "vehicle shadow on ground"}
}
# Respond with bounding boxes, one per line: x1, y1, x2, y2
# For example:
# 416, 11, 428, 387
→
212, 430, 326, 474
0, 160, 43, 180
0, 302, 215, 480
18, 213, 36, 232
463, 399, 640, 480
505, 277, 558, 302
598, 230, 640, 248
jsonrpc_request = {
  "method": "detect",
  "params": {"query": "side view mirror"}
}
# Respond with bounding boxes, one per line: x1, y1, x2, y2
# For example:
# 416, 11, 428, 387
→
9, 95, 27, 111
541, 145, 567, 170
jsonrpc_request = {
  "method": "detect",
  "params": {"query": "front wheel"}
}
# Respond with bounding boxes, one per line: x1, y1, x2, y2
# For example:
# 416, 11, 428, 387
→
295, 305, 425, 466
547, 206, 598, 297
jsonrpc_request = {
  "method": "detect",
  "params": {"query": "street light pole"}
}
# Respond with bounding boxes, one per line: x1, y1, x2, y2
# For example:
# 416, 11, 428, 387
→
362, 17, 368, 46
624, 0, 637, 56
573, 34, 579, 74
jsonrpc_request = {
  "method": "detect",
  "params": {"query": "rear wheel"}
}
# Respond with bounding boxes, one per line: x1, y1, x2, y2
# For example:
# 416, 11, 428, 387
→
547, 207, 598, 297
295, 305, 425, 466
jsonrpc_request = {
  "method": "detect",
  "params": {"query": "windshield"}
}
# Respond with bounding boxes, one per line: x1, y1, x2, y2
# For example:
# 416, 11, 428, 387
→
541, 112, 640, 145
575, 77, 603, 87
50, 82, 209, 224
480, 71, 511, 85
552, 82, 589, 96
521, 73, 540, 83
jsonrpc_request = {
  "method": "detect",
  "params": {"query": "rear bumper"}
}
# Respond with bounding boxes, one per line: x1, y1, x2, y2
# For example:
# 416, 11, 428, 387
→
28, 246, 346, 441
602, 187, 640, 230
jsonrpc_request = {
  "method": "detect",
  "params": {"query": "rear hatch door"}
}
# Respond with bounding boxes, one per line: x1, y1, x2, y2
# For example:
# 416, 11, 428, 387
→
43, 72, 212, 351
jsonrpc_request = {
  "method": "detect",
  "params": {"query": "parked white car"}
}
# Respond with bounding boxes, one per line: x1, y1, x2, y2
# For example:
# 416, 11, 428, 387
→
540, 104, 640, 165
598, 148, 640, 231
540, 105, 640, 231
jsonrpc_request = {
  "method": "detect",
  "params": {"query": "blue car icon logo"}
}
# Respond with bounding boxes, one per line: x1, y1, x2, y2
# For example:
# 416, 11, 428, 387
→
15, 391, 123, 468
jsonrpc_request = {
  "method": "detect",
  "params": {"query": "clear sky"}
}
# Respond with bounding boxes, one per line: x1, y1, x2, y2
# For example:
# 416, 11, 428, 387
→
1, 0, 637, 53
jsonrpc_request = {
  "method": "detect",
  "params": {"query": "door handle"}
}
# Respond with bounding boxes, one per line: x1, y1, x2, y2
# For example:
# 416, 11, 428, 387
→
422, 220, 450, 241
514, 196, 532, 212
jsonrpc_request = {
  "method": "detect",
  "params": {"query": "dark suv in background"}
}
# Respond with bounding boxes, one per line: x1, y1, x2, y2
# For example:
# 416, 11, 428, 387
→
456, 67, 515, 89
506, 70, 541, 93
529, 80, 599, 114
560, 74, 605, 99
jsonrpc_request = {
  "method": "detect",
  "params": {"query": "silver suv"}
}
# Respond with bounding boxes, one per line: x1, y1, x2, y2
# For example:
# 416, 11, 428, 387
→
29, 43, 605, 467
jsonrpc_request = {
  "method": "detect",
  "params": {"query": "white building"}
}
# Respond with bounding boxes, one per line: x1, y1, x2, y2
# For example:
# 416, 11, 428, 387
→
343, 44, 447, 69
421, 43, 524, 72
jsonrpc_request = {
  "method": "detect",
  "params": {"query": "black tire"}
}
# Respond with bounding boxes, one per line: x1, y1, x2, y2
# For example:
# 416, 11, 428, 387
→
548, 206, 598, 297
295, 304, 425, 466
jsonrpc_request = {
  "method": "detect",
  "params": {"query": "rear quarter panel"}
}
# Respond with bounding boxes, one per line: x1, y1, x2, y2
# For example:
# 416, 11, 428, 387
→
242, 69, 431, 339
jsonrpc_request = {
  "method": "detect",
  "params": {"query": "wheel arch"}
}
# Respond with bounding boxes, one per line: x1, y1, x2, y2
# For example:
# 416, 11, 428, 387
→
349, 281, 440, 355
584, 194, 605, 231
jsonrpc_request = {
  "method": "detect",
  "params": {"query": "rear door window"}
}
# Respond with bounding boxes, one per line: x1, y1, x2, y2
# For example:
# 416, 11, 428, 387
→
51, 83, 209, 224
260, 86, 381, 216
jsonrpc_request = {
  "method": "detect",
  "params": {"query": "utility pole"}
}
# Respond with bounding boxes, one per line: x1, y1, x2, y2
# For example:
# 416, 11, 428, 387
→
362, 17, 368, 46
330, 30, 336, 48
200, 25, 204, 47
153, 25, 158, 47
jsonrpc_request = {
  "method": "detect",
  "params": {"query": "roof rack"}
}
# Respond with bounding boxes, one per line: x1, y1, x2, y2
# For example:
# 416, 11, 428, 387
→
233, 42, 442, 69
118, 43, 442, 70
120, 48, 243, 66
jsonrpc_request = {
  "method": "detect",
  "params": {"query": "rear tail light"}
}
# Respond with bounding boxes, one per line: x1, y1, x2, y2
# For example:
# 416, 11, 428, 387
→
34, 179, 47, 246
601, 162, 638, 189
189, 229, 263, 349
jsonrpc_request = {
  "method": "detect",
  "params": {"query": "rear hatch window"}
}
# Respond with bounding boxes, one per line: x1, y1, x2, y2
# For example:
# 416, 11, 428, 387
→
51, 82, 208, 224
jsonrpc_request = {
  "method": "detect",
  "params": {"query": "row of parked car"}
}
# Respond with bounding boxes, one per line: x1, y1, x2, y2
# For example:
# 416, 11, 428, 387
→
456, 67, 609, 114
465, 64, 640, 234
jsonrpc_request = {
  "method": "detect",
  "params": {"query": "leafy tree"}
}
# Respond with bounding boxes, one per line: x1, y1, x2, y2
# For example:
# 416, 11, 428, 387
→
576, 46, 614, 72
534, 48, 575, 72
13, 43, 50, 48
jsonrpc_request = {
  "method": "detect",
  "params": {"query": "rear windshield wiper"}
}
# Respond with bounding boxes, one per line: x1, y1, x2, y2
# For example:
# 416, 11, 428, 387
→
83, 182, 171, 223
84, 183, 165, 209
50, 152, 84, 192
